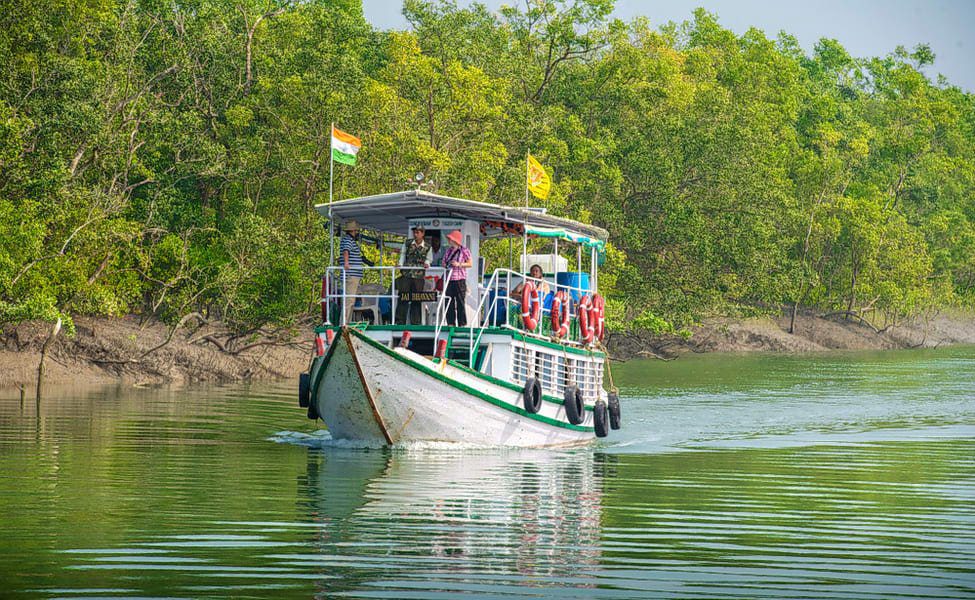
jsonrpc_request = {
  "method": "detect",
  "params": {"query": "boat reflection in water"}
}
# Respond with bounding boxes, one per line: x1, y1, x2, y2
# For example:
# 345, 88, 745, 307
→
298, 447, 608, 595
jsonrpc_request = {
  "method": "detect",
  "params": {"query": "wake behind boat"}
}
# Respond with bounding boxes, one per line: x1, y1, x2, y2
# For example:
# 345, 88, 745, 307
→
296, 190, 622, 447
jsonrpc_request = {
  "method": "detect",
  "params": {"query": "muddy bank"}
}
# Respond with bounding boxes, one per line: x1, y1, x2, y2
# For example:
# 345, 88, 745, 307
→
0, 315, 312, 390
3, 308, 974, 391
607, 308, 975, 360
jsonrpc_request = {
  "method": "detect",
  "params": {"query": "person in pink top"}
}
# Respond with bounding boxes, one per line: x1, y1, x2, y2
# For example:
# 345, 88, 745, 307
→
442, 230, 472, 326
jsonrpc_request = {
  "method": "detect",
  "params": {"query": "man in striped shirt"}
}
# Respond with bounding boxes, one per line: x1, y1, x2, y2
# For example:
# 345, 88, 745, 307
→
340, 219, 364, 324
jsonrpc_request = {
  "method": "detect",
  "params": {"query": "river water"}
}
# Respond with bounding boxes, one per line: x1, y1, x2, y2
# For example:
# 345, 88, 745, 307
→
1, 347, 974, 598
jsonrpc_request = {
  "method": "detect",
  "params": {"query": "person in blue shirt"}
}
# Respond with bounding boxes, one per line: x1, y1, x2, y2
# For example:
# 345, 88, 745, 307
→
340, 219, 364, 324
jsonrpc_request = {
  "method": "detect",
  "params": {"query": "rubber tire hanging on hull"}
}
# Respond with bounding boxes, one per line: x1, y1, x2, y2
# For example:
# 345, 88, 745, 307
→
608, 392, 621, 430
593, 400, 609, 437
306, 395, 320, 420
564, 385, 585, 425
523, 377, 543, 414
298, 372, 310, 408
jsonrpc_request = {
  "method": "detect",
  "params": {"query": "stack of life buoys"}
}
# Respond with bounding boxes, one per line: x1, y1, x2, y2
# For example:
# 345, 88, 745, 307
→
578, 292, 611, 437
577, 293, 606, 344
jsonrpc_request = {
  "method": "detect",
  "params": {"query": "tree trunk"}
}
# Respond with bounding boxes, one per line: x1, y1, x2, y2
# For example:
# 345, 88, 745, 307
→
846, 241, 858, 318
35, 318, 62, 401
847, 266, 858, 317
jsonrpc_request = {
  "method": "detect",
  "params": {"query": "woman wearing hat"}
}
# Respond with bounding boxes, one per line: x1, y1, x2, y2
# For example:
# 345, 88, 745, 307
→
340, 219, 364, 324
442, 230, 472, 326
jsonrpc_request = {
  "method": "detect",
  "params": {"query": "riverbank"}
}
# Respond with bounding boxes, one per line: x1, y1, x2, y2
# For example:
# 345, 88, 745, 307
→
0, 315, 311, 390
2, 309, 974, 390
607, 308, 975, 359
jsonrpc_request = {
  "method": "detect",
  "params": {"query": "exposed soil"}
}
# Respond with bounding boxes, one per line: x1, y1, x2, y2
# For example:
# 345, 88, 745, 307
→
3, 308, 974, 392
0, 315, 313, 391
607, 308, 975, 360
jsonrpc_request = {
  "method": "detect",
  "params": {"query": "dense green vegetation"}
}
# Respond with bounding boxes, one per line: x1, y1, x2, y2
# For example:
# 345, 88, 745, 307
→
2, 0, 973, 337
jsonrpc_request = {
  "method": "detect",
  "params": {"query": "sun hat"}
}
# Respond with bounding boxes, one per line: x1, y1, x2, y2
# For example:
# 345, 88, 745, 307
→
343, 219, 361, 232
446, 230, 463, 246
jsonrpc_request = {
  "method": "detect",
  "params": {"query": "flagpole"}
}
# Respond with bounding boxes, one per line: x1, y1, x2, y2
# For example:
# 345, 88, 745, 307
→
523, 150, 529, 272
329, 122, 334, 269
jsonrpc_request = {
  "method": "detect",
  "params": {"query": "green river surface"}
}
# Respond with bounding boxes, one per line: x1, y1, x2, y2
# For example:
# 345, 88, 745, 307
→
1, 347, 974, 599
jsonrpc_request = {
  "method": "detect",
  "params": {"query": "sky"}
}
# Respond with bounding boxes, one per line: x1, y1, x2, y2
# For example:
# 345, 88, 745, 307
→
361, 0, 975, 91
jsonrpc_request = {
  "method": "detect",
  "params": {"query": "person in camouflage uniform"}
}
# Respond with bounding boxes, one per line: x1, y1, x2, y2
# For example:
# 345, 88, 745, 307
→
396, 225, 432, 324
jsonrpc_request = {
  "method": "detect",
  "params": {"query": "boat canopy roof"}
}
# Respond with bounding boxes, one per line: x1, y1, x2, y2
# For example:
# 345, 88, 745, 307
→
315, 190, 607, 249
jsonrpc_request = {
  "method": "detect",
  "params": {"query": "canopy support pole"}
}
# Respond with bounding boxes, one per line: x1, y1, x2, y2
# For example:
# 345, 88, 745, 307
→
591, 246, 597, 292
554, 238, 559, 293
508, 236, 513, 270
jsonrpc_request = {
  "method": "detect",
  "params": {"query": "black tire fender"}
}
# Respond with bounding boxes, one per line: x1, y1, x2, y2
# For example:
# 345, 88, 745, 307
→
608, 392, 621, 430
593, 400, 609, 438
564, 385, 585, 425
523, 377, 542, 414
299, 372, 310, 408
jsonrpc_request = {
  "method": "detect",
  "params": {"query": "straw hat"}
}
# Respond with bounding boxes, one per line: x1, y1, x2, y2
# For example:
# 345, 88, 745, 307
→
343, 219, 361, 232
446, 230, 463, 246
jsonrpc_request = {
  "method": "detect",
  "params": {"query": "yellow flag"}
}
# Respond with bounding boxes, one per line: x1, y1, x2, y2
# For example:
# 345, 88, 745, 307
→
527, 154, 551, 200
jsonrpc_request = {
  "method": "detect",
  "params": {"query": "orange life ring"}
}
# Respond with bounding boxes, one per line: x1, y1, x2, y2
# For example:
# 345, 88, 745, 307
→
550, 290, 571, 338
578, 295, 594, 343
591, 293, 606, 341
520, 281, 541, 331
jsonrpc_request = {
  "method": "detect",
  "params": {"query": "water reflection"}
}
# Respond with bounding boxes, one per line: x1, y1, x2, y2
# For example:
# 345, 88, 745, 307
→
295, 448, 605, 595
1, 346, 974, 598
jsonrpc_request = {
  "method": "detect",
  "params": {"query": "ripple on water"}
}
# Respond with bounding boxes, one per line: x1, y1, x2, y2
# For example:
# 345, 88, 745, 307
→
1, 348, 974, 598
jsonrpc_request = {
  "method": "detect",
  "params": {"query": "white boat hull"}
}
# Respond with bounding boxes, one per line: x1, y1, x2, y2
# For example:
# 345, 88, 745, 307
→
309, 328, 594, 447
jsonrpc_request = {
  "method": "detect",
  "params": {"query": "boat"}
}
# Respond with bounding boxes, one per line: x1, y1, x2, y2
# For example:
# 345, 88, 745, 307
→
296, 190, 622, 447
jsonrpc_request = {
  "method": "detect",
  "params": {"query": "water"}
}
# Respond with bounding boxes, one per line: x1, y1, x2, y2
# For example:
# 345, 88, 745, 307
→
1, 347, 974, 598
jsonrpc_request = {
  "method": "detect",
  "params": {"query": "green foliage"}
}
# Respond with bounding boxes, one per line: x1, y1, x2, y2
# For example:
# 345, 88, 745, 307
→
1, 0, 973, 335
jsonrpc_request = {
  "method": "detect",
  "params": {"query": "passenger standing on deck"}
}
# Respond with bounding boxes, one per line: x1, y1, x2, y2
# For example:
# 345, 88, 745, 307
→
340, 219, 364, 324
442, 230, 472, 327
428, 233, 446, 292
396, 225, 432, 324
430, 234, 445, 269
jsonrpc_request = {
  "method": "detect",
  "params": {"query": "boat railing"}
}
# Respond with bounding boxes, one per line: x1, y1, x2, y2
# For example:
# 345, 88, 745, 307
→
432, 290, 453, 351
467, 267, 595, 367
322, 265, 447, 327
465, 269, 504, 366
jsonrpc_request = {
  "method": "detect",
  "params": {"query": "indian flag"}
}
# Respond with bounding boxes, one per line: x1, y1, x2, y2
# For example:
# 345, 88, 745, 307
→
331, 126, 361, 166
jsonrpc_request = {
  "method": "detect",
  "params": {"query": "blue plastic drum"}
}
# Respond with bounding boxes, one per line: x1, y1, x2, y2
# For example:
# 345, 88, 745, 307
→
555, 272, 591, 302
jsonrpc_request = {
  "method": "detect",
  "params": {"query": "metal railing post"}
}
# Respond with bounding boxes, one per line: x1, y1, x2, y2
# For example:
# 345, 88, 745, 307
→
341, 269, 347, 326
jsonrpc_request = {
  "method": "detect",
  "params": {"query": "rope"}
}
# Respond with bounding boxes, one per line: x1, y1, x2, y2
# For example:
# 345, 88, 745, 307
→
595, 339, 619, 394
